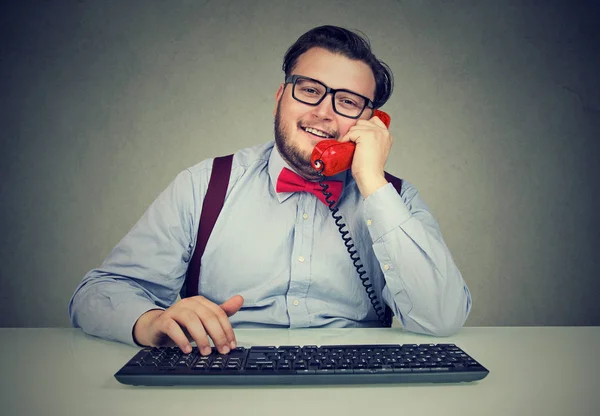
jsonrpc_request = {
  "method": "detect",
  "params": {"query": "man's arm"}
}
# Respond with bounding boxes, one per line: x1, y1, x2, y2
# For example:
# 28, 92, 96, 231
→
363, 182, 472, 336
341, 115, 470, 336
68, 168, 200, 345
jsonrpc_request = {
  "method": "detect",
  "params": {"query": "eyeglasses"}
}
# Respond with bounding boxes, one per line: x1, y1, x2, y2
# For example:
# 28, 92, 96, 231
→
284, 75, 374, 119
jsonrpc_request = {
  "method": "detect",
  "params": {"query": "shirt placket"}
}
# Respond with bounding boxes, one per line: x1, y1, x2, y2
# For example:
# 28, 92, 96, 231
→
287, 192, 316, 327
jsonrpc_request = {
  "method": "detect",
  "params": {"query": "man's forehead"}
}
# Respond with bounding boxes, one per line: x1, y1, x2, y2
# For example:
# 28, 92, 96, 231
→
292, 48, 376, 99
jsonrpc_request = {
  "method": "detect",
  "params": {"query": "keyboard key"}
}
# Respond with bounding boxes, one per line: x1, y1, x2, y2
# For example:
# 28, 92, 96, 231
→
315, 369, 335, 374
250, 346, 277, 352
354, 368, 373, 374
296, 369, 316, 375
334, 368, 353, 374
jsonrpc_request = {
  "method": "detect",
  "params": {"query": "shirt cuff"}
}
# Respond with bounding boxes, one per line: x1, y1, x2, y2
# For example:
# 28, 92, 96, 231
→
363, 183, 412, 241
112, 298, 166, 347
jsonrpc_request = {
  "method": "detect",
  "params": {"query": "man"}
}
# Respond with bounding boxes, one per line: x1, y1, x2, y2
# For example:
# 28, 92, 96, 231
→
69, 25, 472, 357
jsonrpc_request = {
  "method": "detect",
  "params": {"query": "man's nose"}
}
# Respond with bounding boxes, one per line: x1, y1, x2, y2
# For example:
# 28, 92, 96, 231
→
310, 94, 336, 119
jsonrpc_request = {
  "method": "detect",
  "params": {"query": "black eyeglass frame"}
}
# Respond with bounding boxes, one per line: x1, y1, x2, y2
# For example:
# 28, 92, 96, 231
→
284, 75, 375, 119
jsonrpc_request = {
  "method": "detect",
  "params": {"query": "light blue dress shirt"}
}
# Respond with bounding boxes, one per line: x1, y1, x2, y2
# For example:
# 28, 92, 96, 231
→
69, 141, 472, 346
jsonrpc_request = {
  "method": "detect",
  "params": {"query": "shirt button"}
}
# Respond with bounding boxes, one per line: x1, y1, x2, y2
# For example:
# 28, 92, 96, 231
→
383, 264, 390, 271
298, 256, 305, 263
367, 219, 373, 226
293, 299, 300, 306
303, 213, 309, 220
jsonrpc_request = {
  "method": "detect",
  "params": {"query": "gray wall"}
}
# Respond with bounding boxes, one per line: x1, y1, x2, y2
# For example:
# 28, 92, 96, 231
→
1, 0, 599, 328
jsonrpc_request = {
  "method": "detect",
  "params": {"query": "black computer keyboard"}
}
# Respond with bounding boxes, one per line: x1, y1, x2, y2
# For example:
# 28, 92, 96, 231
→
115, 343, 489, 386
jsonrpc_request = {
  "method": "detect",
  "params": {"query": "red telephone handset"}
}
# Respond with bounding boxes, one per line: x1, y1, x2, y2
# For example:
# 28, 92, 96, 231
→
310, 109, 391, 176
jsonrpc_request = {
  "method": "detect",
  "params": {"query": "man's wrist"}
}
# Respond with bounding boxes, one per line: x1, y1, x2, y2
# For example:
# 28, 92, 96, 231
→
132, 308, 164, 346
354, 172, 388, 199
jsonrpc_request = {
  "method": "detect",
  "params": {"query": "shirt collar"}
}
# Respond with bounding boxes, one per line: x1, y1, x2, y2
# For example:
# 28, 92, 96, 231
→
268, 141, 349, 204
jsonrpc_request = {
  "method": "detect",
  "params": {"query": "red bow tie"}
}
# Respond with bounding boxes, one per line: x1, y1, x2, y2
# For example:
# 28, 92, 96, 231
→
276, 168, 343, 206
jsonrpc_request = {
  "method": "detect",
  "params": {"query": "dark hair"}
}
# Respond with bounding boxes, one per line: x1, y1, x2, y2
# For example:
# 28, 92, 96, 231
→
282, 25, 394, 109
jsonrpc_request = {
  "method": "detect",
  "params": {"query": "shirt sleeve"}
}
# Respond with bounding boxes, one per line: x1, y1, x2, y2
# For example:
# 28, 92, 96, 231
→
363, 182, 472, 336
68, 167, 207, 346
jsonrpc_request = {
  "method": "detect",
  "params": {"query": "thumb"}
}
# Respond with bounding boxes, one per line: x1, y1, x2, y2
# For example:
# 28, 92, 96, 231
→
220, 295, 244, 317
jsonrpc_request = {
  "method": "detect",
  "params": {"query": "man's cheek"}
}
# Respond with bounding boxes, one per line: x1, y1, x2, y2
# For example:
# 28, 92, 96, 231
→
339, 121, 357, 138
338, 128, 350, 139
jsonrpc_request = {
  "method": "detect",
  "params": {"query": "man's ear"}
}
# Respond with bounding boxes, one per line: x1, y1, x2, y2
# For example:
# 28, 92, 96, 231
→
273, 84, 284, 116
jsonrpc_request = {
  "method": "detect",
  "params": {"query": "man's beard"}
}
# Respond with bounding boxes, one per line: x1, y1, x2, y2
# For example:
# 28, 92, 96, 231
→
274, 103, 320, 180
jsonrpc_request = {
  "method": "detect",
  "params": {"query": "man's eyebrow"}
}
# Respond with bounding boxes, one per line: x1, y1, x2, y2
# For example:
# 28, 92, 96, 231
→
310, 76, 373, 100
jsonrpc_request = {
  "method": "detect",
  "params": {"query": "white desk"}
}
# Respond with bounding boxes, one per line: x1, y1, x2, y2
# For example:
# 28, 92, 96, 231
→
1, 327, 598, 416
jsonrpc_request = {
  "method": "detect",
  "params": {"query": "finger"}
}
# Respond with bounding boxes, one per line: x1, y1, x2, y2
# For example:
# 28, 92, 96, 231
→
194, 298, 235, 354
342, 123, 390, 142
369, 115, 386, 128
352, 121, 387, 133
220, 295, 244, 317
338, 125, 359, 143
172, 309, 213, 356
220, 295, 244, 349
192, 295, 240, 349
156, 315, 194, 354
340, 126, 368, 143
197, 309, 231, 355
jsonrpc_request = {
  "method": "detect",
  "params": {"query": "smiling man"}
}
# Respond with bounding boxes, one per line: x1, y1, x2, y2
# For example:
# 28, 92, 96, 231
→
275, 50, 394, 205
69, 25, 472, 356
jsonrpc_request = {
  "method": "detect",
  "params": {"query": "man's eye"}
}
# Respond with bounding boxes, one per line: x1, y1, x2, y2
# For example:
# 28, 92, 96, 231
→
339, 98, 359, 107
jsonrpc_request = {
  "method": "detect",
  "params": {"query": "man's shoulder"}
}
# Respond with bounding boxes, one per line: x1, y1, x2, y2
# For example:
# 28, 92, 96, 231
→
185, 141, 274, 179
230, 141, 273, 171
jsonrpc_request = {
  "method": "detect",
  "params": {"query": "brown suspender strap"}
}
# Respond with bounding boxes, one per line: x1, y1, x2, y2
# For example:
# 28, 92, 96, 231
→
384, 171, 403, 195
184, 154, 234, 298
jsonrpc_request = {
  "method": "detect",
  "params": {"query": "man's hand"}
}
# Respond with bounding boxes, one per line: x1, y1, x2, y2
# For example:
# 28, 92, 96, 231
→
339, 114, 392, 198
133, 295, 244, 356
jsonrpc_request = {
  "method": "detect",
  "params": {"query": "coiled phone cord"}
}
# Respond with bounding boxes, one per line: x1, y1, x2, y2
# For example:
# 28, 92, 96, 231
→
314, 160, 392, 328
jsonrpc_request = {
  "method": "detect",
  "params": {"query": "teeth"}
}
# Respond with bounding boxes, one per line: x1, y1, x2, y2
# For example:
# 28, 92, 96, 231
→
304, 127, 330, 138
